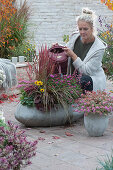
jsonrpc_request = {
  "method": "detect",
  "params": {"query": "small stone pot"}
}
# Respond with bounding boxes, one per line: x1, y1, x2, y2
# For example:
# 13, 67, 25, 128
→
84, 114, 109, 137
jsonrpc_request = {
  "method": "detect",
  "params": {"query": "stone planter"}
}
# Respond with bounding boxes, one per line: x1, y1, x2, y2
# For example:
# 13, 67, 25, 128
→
84, 114, 109, 137
15, 103, 84, 127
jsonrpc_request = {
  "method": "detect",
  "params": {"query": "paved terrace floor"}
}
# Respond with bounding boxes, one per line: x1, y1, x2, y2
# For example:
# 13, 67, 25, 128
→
1, 65, 113, 170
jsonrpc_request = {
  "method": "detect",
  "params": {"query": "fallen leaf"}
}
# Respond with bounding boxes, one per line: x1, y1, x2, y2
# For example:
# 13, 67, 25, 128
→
38, 137, 45, 141
54, 154, 59, 156
48, 141, 54, 144
65, 132, 73, 136
52, 136, 60, 139
39, 130, 45, 133
26, 128, 31, 130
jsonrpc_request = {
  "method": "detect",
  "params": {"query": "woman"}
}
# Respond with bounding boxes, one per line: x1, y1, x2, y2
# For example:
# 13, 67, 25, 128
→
63, 8, 107, 92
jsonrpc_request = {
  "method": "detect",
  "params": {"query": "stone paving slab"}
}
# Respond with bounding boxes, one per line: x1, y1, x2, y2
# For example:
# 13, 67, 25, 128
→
1, 76, 113, 170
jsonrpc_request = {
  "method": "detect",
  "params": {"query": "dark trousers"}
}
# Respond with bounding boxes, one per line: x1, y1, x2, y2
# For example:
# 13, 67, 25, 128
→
80, 75, 93, 93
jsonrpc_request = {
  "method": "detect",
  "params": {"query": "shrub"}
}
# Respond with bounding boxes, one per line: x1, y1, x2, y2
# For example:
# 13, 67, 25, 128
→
98, 16, 113, 80
101, 0, 113, 11
0, 0, 30, 59
11, 40, 36, 62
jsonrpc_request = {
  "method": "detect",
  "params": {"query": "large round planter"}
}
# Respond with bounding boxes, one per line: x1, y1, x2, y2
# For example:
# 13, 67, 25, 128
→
84, 114, 109, 137
15, 103, 84, 127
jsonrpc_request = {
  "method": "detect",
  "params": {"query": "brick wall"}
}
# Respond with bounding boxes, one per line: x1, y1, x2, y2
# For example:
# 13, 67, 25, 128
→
18, 0, 113, 51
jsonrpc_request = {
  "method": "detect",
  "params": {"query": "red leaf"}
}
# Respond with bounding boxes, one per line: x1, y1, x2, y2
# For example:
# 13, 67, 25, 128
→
1, 94, 8, 99
52, 136, 60, 139
65, 132, 73, 136
9, 97, 14, 101
0, 100, 4, 103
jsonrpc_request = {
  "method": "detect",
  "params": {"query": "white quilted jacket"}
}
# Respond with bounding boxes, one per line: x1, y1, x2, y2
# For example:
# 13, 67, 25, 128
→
66, 33, 107, 92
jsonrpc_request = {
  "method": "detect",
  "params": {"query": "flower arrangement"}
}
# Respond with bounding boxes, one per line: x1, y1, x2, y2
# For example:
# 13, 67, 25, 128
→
18, 45, 82, 112
73, 90, 113, 116
0, 121, 38, 170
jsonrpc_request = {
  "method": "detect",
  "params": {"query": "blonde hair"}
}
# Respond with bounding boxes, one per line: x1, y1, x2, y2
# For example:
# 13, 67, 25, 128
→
76, 8, 97, 35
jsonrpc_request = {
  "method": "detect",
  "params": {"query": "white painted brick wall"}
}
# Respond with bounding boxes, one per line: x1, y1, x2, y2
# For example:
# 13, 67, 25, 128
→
18, 0, 113, 51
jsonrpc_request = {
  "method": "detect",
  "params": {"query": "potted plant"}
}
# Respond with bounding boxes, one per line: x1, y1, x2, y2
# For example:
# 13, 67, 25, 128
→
73, 90, 113, 137
15, 45, 82, 127
0, 121, 37, 170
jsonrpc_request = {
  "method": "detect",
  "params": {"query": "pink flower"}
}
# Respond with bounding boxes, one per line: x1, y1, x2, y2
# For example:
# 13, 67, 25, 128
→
96, 106, 100, 109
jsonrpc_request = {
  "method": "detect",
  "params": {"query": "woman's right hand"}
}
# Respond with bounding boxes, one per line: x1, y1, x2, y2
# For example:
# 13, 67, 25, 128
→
63, 47, 78, 61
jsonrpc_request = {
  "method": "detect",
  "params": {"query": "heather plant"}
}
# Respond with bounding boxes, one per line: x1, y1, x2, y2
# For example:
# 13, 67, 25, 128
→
0, 121, 38, 170
18, 45, 82, 112
98, 16, 113, 80
0, 0, 30, 59
73, 90, 113, 116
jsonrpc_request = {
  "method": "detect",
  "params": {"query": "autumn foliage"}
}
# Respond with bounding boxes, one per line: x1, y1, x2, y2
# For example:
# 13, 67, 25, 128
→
0, 0, 30, 58
101, 0, 113, 11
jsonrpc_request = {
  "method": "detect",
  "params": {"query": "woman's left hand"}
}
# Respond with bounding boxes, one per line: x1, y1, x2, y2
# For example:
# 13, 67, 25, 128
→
63, 47, 77, 61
